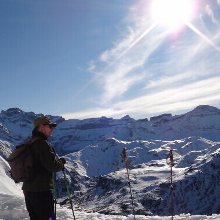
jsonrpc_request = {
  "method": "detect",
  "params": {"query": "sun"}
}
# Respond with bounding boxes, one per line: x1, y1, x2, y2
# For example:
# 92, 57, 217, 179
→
151, 0, 195, 30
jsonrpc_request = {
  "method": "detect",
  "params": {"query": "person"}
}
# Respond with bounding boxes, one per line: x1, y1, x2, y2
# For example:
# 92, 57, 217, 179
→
22, 115, 66, 220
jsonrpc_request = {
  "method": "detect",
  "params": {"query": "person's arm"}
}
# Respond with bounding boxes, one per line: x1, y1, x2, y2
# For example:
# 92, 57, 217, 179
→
37, 140, 64, 172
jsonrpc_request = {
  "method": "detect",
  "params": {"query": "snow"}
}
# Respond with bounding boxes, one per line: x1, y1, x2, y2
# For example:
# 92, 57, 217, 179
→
0, 156, 23, 197
1, 194, 220, 220
1, 152, 220, 219
1, 106, 220, 219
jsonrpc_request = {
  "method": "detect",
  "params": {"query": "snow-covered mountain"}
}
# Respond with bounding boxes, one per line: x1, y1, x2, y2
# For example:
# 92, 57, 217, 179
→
0, 105, 220, 154
61, 137, 220, 216
1, 105, 220, 217
53, 105, 220, 155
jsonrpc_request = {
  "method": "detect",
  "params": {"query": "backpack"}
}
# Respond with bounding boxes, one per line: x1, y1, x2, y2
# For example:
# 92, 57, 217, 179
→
7, 137, 39, 183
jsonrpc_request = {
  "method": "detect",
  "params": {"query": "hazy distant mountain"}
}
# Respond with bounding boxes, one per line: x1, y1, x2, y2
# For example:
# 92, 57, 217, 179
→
0, 105, 220, 216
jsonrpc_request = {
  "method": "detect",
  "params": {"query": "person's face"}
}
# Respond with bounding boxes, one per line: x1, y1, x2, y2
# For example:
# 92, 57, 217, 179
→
39, 124, 54, 137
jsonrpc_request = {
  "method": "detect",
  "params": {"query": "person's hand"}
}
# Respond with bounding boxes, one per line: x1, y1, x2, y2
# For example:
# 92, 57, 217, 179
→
59, 157, 66, 165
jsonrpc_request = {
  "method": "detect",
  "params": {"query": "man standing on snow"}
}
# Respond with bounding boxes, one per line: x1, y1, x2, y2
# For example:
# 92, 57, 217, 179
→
22, 115, 66, 220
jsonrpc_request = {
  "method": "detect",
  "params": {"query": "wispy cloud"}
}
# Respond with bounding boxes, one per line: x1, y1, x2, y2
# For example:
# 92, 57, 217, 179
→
145, 71, 197, 90
63, 76, 220, 119
64, 0, 220, 119
205, 4, 218, 24
93, 26, 166, 103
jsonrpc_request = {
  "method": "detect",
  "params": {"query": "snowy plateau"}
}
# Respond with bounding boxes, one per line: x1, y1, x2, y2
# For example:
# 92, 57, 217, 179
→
1, 105, 220, 220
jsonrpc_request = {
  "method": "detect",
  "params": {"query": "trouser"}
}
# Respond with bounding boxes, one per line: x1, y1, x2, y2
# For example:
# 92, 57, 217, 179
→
23, 190, 55, 220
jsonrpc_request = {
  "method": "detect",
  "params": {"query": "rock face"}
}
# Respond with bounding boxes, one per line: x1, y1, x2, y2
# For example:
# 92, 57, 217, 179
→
1, 105, 220, 216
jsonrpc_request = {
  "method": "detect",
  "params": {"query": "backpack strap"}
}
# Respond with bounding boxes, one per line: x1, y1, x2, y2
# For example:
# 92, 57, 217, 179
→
15, 137, 41, 150
26, 137, 41, 145
31, 137, 41, 143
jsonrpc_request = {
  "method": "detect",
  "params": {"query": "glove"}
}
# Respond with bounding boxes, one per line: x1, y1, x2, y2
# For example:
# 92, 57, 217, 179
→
59, 157, 66, 165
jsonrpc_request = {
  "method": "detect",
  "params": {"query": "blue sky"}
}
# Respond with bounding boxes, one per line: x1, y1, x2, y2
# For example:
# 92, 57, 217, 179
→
1, 0, 220, 119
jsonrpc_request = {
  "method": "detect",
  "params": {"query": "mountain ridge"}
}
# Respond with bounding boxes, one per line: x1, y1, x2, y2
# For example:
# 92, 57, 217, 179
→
0, 105, 219, 155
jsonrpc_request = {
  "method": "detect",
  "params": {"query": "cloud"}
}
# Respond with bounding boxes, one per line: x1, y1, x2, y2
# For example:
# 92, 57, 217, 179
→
62, 108, 117, 119
100, 68, 145, 103
115, 76, 220, 114
63, 76, 220, 119
74, 0, 220, 120
204, 4, 218, 24
145, 71, 195, 90
93, 26, 169, 103
89, 0, 220, 105
89, 2, 167, 103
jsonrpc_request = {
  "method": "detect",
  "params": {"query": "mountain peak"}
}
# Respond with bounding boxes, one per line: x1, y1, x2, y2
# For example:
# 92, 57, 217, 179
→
194, 105, 219, 111
189, 105, 220, 115
121, 115, 134, 121
1, 108, 24, 117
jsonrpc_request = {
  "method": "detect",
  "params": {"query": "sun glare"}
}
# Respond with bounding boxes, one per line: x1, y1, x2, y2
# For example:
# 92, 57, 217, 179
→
151, 0, 195, 30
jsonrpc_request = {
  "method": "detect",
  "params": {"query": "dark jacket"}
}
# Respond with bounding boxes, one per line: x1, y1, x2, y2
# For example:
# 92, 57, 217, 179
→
22, 129, 63, 192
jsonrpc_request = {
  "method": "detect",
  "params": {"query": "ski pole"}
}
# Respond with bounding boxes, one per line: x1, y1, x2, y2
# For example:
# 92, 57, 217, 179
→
52, 149, 76, 220
62, 167, 76, 220
52, 172, 57, 219
52, 149, 59, 220
166, 148, 175, 220
122, 146, 136, 220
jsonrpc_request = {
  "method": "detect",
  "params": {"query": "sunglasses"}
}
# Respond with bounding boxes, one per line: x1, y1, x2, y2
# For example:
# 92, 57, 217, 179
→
43, 124, 54, 129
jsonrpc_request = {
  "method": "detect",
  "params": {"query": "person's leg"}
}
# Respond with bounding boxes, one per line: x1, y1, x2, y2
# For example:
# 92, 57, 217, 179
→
39, 190, 55, 220
24, 191, 55, 220
23, 191, 39, 220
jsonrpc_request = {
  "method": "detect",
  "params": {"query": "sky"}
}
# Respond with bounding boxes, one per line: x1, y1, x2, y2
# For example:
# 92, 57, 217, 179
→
0, 0, 220, 120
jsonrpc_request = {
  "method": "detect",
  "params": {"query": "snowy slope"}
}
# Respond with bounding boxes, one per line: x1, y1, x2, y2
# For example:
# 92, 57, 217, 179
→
64, 137, 218, 177
61, 137, 220, 216
1, 106, 220, 218
0, 156, 220, 220
0, 155, 22, 197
